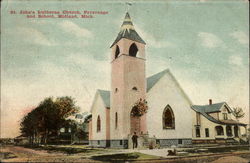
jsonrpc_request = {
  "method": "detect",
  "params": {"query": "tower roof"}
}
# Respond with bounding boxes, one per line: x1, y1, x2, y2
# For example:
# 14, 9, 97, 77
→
110, 12, 146, 48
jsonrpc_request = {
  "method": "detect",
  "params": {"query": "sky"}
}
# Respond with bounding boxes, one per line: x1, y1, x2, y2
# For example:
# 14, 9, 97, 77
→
1, 0, 249, 138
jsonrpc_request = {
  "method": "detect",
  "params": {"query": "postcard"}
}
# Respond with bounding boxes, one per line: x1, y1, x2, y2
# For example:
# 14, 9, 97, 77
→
1, 0, 249, 162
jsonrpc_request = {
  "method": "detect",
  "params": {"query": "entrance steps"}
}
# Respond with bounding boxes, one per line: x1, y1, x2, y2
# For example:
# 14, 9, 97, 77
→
128, 134, 156, 149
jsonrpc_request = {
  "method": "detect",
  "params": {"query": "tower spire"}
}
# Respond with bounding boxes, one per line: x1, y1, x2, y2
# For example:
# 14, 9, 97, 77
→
110, 12, 146, 48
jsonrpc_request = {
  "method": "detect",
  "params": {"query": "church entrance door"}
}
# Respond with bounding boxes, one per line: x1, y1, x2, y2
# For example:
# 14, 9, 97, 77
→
130, 107, 141, 134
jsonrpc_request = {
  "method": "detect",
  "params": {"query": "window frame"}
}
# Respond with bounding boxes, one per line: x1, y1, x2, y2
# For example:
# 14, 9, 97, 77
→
205, 128, 209, 137
162, 105, 175, 129
97, 115, 101, 132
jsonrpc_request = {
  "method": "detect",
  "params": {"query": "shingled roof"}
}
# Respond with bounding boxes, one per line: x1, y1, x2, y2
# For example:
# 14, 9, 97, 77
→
110, 12, 146, 48
192, 103, 246, 126
147, 69, 169, 92
97, 89, 110, 108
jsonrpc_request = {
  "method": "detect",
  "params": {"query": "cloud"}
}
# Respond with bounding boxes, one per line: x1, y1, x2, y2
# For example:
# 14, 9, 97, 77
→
228, 55, 243, 66
198, 32, 223, 48
230, 31, 249, 45
134, 24, 175, 48
59, 20, 93, 38
18, 27, 57, 46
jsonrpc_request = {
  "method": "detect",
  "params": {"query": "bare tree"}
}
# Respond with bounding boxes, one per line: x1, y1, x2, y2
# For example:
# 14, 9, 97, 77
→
232, 107, 245, 120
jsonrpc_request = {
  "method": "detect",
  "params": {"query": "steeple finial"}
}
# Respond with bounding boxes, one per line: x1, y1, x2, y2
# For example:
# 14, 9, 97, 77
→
125, 2, 132, 12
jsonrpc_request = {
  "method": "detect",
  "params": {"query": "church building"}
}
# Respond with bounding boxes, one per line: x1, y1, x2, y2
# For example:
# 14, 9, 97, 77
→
88, 12, 193, 148
88, 12, 247, 148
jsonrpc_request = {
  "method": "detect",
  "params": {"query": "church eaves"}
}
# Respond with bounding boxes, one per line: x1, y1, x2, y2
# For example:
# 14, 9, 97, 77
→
110, 12, 146, 48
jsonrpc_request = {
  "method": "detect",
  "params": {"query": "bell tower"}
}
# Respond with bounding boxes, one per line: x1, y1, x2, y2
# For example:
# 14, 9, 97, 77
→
110, 12, 147, 142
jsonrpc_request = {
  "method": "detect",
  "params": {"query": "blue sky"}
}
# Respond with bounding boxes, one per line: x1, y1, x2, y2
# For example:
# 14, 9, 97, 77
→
1, 0, 249, 138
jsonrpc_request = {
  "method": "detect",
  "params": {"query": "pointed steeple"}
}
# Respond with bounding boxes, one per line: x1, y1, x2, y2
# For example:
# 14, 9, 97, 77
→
110, 12, 146, 48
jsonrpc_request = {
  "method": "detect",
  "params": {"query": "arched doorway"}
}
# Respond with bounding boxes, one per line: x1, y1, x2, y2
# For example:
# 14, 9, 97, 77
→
130, 106, 141, 134
234, 126, 239, 137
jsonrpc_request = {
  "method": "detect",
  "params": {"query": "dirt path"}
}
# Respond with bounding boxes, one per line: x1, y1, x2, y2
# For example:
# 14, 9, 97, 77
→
1, 145, 250, 162
0, 145, 98, 162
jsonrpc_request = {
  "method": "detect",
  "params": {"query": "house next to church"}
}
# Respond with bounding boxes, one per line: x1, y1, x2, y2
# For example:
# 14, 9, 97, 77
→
88, 12, 247, 148
192, 100, 247, 144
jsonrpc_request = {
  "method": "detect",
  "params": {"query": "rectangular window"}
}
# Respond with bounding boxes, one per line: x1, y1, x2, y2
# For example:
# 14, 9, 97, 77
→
196, 128, 200, 137
223, 113, 228, 120
196, 113, 200, 125
178, 139, 182, 144
97, 140, 100, 145
120, 140, 123, 145
205, 128, 209, 137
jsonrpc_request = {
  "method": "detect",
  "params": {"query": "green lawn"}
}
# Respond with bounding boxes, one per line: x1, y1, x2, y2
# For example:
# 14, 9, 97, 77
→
25, 145, 108, 154
91, 152, 163, 161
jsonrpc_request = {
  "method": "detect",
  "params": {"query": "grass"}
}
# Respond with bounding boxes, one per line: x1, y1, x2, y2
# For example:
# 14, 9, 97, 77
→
180, 145, 250, 154
91, 152, 163, 162
23, 145, 106, 154
0, 152, 17, 159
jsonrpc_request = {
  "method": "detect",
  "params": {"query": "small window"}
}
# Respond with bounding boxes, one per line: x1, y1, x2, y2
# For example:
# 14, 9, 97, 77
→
223, 113, 228, 120
178, 139, 182, 144
215, 126, 224, 135
115, 45, 120, 59
115, 112, 118, 129
97, 140, 100, 145
205, 128, 209, 137
196, 127, 200, 137
132, 87, 138, 91
120, 140, 123, 145
97, 115, 101, 132
196, 113, 200, 125
115, 88, 118, 93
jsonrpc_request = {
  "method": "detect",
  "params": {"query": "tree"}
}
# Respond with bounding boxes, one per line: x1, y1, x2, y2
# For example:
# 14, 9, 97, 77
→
20, 96, 80, 145
232, 107, 245, 120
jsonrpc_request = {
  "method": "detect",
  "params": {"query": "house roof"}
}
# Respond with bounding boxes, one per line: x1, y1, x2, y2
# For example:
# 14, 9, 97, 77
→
192, 103, 246, 126
97, 89, 110, 108
110, 12, 146, 48
192, 102, 225, 113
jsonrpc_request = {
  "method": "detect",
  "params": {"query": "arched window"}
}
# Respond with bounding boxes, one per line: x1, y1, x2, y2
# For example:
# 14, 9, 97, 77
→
162, 105, 175, 129
132, 87, 138, 91
115, 112, 118, 129
129, 43, 138, 57
97, 115, 101, 132
115, 45, 120, 59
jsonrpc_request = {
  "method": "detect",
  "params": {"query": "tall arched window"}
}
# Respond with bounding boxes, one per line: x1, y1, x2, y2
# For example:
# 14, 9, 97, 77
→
162, 105, 175, 129
115, 45, 120, 59
115, 112, 118, 129
129, 43, 138, 57
97, 115, 101, 132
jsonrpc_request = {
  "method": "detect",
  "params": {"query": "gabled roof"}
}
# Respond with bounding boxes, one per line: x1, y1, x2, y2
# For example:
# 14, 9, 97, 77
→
147, 69, 169, 92
110, 12, 146, 48
192, 103, 246, 126
97, 89, 110, 108
192, 102, 225, 113
146, 68, 192, 105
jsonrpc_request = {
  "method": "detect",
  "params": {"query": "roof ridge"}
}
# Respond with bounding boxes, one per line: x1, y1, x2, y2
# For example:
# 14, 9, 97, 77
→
192, 102, 226, 107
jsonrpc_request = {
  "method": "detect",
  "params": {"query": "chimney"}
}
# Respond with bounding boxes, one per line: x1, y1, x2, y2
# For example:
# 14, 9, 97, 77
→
209, 99, 212, 105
